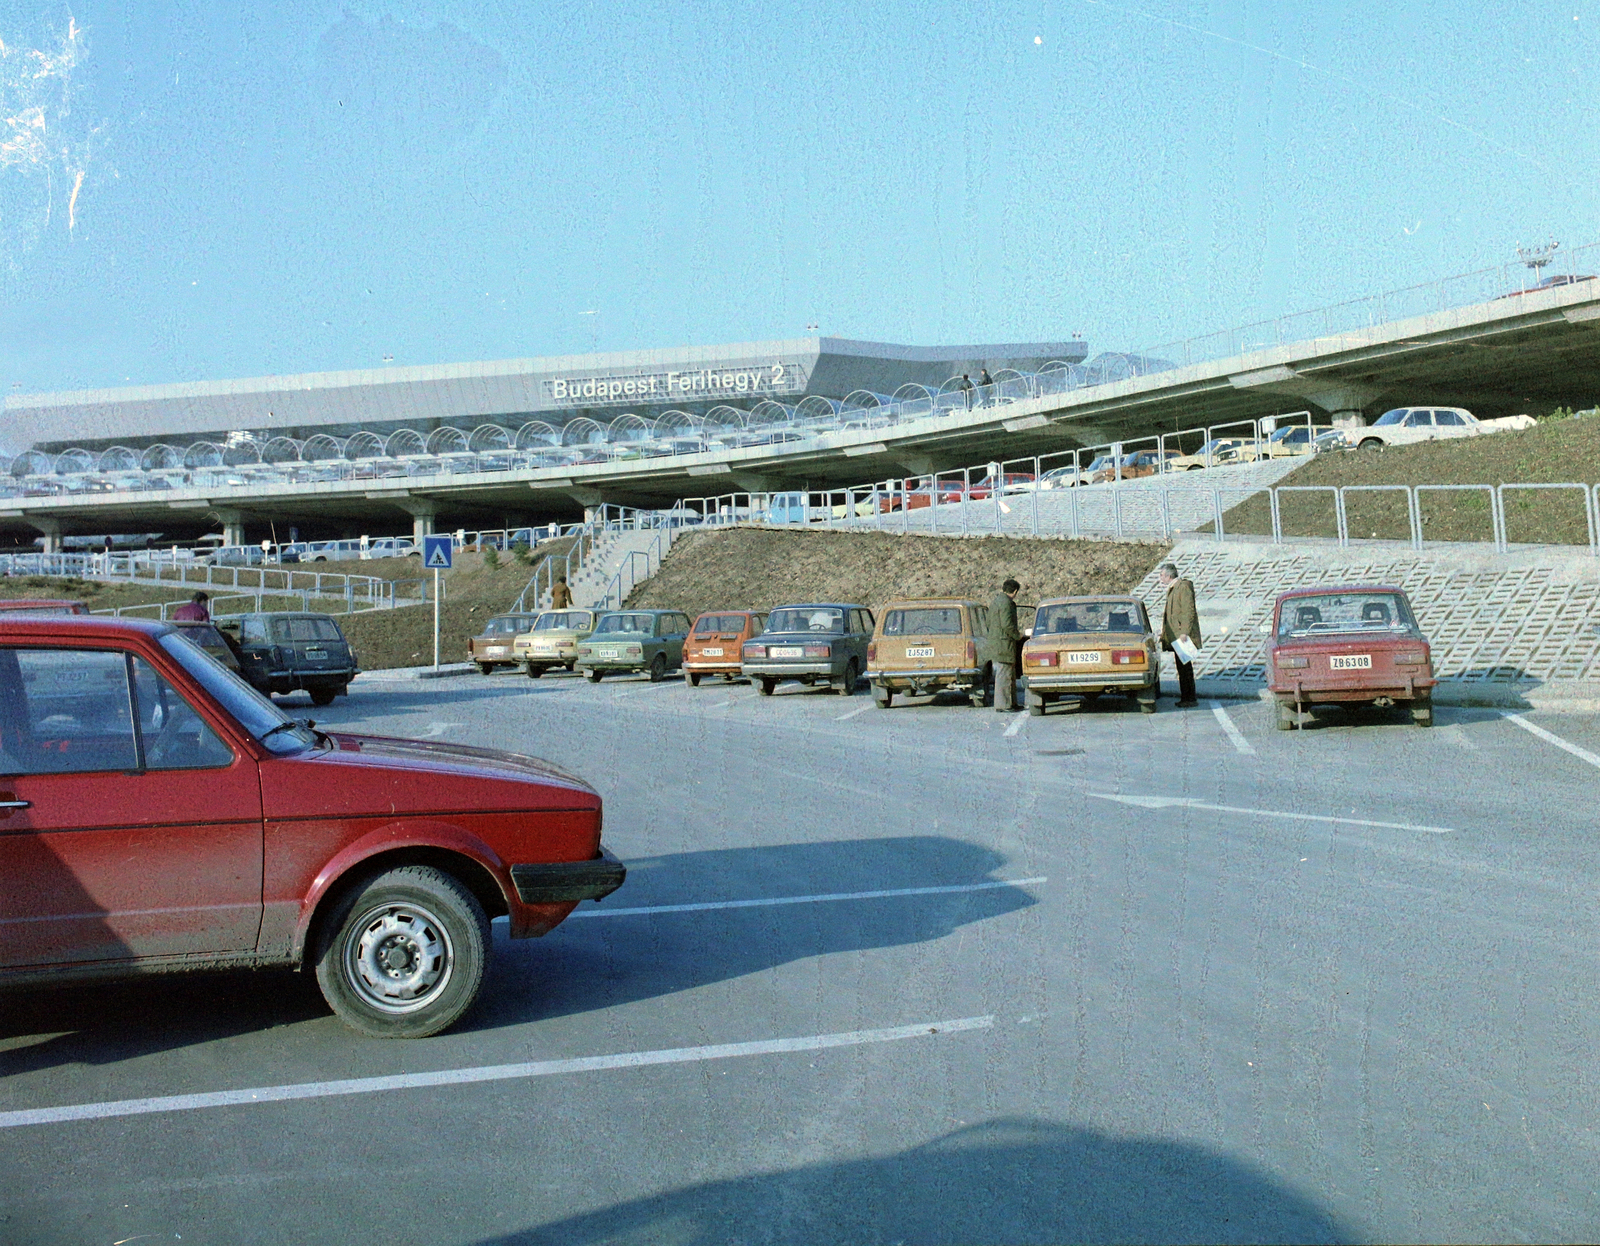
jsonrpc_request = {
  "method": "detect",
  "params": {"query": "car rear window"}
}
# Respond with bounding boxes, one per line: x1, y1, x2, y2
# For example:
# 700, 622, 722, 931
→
1034, 601, 1145, 635
696, 615, 748, 634
1277, 593, 1415, 637
482, 615, 526, 635
594, 613, 652, 634
534, 611, 591, 630
768, 607, 843, 634
882, 608, 962, 636
270, 617, 343, 642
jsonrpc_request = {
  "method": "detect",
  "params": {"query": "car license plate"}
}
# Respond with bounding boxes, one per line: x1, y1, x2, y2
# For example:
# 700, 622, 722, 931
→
599, 648, 620, 660
702, 647, 724, 656
770, 646, 804, 658
306, 649, 328, 660
1066, 651, 1101, 665
486, 646, 506, 656
906, 646, 936, 658
1330, 654, 1372, 669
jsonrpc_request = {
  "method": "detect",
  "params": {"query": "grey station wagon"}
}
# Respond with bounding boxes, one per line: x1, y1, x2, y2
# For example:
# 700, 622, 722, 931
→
223, 611, 359, 705
741, 603, 874, 697
575, 609, 692, 681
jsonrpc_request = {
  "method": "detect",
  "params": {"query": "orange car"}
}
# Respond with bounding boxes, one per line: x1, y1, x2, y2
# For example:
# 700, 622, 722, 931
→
684, 610, 768, 686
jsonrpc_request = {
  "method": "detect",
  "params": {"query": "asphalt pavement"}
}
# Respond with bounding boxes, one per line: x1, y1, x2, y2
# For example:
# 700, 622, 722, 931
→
2, 668, 1599, 1243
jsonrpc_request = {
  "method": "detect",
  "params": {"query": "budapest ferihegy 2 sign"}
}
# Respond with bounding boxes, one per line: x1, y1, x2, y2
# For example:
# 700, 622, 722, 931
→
544, 361, 806, 407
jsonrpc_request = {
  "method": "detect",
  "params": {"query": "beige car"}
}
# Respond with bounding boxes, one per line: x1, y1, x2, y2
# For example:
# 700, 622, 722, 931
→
867, 598, 992, 708
1021, 595, 1159, 715
513, 608, 597, 678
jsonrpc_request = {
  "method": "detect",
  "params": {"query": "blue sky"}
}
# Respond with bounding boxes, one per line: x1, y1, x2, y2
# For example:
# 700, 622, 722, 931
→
1, 0, 1596, 426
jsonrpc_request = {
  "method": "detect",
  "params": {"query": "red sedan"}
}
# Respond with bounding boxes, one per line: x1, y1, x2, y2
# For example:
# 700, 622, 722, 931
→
1266, 586, 1437, 730
0, 616, 624, 1038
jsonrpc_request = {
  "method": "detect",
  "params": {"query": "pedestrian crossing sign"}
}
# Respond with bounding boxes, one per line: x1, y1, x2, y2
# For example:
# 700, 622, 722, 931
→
422, 535, 453, 569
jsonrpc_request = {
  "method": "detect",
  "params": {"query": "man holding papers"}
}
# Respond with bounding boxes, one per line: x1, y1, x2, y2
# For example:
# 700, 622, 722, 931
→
1158, 562, 1203, 707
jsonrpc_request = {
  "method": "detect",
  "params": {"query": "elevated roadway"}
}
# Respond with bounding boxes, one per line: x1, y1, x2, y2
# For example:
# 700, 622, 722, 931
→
6, 279, 1600, 547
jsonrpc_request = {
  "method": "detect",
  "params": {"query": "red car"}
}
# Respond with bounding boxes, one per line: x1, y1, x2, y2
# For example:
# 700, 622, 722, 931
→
0, 617, 624, 1038
1266, 586, 1436, 730
0, 598, 90, 614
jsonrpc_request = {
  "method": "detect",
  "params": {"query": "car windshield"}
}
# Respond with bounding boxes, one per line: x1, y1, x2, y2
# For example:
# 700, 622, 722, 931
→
882, 607, 961, 635
696, 614, 747, 633
1195, 439, 1236, 454
1277, 592, 1417, 637
174, 623, 228, 648
1034, 601, 1145, 634
594, 613, 652, 634
768, 607, 844, 634
1374, 408, 1408, 426
535, 611, 592, 630
158, 632, 318, 754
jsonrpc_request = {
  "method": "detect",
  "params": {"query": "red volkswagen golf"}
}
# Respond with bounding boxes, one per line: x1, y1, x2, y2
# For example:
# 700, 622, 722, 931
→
0, 616, 624, 1038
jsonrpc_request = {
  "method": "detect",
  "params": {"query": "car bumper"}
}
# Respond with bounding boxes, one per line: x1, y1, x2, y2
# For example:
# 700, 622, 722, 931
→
510, 846, 627, 905
742, 661, 840, 678
870, 667, 982, 688
683, 659, 743, 672
1270, 675, 1436, 702
1024, 670, 1155, 692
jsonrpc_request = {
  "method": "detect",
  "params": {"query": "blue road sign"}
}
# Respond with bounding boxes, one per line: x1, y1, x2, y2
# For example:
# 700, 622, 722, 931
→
422, 534, 453, 569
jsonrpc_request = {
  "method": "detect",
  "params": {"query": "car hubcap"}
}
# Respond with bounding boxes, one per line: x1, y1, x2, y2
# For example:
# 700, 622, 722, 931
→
346, 902, 453, 1014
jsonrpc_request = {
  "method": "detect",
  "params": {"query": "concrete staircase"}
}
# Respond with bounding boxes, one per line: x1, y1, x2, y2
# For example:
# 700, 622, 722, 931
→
566, 529, 670, 609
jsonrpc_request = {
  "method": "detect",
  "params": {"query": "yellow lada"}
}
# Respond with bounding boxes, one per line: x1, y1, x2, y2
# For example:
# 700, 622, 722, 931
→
513, 608, 597, 678
1021, 595, 1159, 715
867, 598, 991, 708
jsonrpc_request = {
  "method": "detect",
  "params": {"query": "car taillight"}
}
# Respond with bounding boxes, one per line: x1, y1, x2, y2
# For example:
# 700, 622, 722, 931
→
803, 644, 831, 658
1277, 655, 1308, 668
867, 641, 877, 661
744, 644, 766, 658
1031, 651, 1056, 667
1111, 649, 1145, 665
1394, 652, 1427, 665
965, 640, 977, 665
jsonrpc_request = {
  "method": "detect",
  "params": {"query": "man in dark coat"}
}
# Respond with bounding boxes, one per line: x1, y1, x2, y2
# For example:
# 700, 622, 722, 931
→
988, 578, 1022, 711
1158, 563, 1202, 707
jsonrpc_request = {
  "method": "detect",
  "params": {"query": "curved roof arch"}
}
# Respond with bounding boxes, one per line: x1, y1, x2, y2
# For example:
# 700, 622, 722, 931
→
183, 441, 226, 469
747, 400, 795, 428
468, 424, 512, 452
54, 447, 96, 475
302, 434, 347, 462
140, 443, 186, 471
607, 413, 655, 442
515, 420, 560, 449
12, 449, 54, 477
426, 426, 468, 455
794, 395, 841, 425
97, 446, 141, 472
345, 431, 386, 460
260, 437, 303, 465
702, 405, 747, 430
385, 429, 426, 457
561, 417, 606, 447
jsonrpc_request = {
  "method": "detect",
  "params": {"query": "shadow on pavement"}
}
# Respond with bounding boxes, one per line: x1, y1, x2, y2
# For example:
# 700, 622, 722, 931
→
470, 834, 1036, 1029
477, 1117, 1355, 1245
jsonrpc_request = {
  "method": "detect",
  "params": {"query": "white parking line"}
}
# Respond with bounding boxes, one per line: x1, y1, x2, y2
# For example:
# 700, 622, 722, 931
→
612, 682, 678, 697
1087, 791, 1454, 834
835, 703, 872, 721
1208, 701, 1256, 754
0, 1016, 995, 1131
571, 877, 1049, 919
1004, 715, 1025, 738
706, 700, 734, 710
1503, 712, 1600, 770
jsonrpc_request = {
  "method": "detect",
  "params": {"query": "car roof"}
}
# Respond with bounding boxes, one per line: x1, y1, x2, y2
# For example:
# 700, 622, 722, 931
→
234, 610, 342, 620
881, 597, 977, 608
769, 603, 865, 611
1274, 585, 1407, 604
0, 598, 89, 612
0, 615, 170, 640
1036, 594, 1143, 606
693, 608, 761, 616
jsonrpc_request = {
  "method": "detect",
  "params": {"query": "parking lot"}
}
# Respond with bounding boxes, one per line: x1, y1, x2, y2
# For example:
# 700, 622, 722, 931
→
3, 668, 1600, 1243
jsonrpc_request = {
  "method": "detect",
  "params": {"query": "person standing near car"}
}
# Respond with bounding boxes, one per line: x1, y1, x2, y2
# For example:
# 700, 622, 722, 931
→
988, 578, 1022, 712
172, 591, 210, 622
1158, 563, 1202, 707
550, 576, 573, 608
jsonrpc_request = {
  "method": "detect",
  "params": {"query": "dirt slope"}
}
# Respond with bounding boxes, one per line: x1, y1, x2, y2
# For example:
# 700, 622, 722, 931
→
623, 527, 1170, 619
1220, 416, 1600, 544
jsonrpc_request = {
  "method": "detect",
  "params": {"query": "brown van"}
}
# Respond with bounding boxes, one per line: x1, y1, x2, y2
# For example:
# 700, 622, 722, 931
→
867, 598, 991, 708
684, 610, 768, 686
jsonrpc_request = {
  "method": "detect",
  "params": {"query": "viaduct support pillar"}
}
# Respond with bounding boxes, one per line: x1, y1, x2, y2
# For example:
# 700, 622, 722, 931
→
27, 516, 62, 554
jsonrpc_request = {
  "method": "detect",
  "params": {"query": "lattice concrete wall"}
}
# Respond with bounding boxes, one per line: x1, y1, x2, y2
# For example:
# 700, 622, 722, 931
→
1137, 540, 1600, 688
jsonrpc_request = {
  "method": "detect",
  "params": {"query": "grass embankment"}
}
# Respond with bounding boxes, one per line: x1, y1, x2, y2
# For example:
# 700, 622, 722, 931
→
1220, 416, 1600, 544
2, 540, 575, 670
624, 527, 1170, 619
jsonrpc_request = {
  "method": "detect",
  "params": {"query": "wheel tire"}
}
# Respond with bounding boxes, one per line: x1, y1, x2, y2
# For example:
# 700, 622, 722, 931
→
649, 653, 668, 682
1026, 690, 1045, 717
477, 663, 493, 676
836, 658, 859, 696
313, 865, 489, 1039
688, 672, 702, 687
873, 686, 892, 708
310, 687, 338, 707
1412, 699, 1434, 728
1138, 695, 1157, 714
1274, 699, 1297, 731
586, 668, 603, 683
758, 677, 775, 697
1359, 438, 1384, 454
526, 665, 543, 679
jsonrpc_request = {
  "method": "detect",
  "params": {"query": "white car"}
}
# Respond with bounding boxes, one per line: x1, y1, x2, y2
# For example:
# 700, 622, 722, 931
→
1350, 406, 1535, 452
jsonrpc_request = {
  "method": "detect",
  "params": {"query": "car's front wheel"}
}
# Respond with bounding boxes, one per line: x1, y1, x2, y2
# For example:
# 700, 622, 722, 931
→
526, 665, 543, 679
585, 668, 603, 683
649, 653, 668, 682
835, 658, 859, 695
310, 686, 339, 707
314, 865, 489, 1039
688, 671, 702, 687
